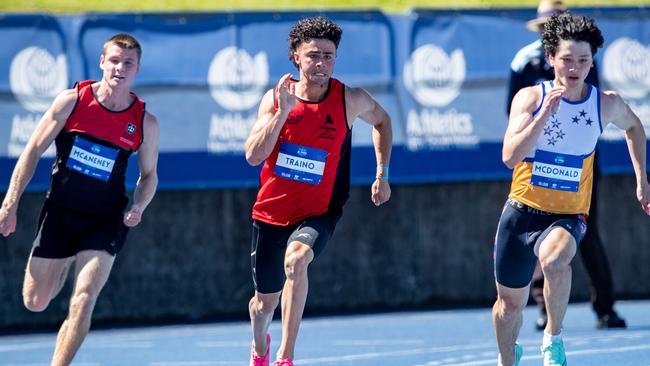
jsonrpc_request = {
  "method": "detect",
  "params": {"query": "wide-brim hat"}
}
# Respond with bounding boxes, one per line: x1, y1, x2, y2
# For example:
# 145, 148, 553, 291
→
526, 0, 568, 32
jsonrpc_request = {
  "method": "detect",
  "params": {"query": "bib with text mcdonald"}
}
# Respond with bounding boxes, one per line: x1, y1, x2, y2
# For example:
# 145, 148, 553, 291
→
531, 150, 583, 192
66, 136, 118, 182
275, 142, 327, 185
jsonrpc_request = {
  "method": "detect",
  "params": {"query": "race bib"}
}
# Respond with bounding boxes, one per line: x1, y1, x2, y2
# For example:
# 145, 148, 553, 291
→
275, 142, 327, 185
531, 150, 583, 192
66, 136, 118, 182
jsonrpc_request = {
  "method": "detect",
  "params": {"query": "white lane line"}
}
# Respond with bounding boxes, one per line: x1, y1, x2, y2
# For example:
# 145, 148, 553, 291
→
0, 340, 151, 353
195, 340, 250, 348
148, 362, 242, 366
332, 339, 426, 346
2, 364, 100, 366
294, 342, 496, 364
0, 342, 53, 352
419, 343, 650, 366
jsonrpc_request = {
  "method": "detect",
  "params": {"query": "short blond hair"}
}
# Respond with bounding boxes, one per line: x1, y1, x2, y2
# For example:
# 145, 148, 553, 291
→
103, 33, 142, 62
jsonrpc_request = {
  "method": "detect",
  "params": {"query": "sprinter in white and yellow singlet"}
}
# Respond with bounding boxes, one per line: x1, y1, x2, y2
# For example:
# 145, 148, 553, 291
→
491, 12, 650, 366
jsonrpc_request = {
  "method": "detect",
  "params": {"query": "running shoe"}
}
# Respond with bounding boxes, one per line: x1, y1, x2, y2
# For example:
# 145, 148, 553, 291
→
273, 358, 293, 366
250, 333, 270, 366
541, 339, 567, 366
596, 311, 626, 329
514, 343, 523, 366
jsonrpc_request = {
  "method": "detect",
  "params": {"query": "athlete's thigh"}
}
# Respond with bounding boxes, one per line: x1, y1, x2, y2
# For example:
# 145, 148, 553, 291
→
72, 250, 115, 297
494, 204, 538, 289
23, 254, 74, 301
535, 217, 584, 265
288, 213, 340, 259
251, 221, 294, 294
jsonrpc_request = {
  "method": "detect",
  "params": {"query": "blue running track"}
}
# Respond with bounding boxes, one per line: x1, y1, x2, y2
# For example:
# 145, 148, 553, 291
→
1, 300, 649, 365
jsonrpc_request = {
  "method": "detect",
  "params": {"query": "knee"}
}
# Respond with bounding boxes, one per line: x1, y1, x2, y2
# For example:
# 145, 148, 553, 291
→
540, 255, 571, 278
495, 295, 527, 316
23, 294, 49, 313
69, 291, 96, 318
249, 295, 279, 316
284, 245, 312, 280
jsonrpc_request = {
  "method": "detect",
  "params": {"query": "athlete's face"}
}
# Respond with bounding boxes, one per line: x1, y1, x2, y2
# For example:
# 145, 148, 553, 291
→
100, 45, 140, 88
293, 38, 336, 85
548, 39, 593, 89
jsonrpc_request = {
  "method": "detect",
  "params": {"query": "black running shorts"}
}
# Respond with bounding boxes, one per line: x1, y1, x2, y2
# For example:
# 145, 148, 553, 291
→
493, 199, 587, 288
32, 201, 129, 259
251, 213, 340, 294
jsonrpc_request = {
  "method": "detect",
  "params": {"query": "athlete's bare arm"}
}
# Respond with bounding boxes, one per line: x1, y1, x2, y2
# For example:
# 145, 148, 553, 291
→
124, 112, 159, 227
601, 91, 650, 214
503, 85, 565, 169
245, 73, 297, 166
0, 89, 77, 237
345, 86, 392, 206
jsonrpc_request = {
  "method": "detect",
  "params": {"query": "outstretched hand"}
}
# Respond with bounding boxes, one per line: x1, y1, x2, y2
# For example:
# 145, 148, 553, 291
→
0, 207, 17, 237
123, 205, 143, 227
371, 179, 391, 206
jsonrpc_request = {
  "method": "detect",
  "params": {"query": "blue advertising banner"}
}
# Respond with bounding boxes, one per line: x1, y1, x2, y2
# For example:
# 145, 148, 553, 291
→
0, 9, 648, 191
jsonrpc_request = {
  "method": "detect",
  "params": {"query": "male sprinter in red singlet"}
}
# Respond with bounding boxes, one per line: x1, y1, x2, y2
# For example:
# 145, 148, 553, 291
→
245, 16, 392, 366
0, 33, 159, 365
493, 12, 650, 366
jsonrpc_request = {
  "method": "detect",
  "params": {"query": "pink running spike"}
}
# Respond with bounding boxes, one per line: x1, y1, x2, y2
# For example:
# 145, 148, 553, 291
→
249, 333, 271, 366
273, 358, 293, 366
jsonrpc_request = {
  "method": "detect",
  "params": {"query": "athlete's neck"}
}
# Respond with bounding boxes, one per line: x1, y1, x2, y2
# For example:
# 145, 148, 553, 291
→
94, 82, 134, 111
554, 80, 589, 102
295, 79, 329, 102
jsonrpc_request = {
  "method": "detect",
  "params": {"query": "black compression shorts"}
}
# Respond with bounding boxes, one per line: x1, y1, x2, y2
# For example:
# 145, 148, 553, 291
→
251, 213, 340, 294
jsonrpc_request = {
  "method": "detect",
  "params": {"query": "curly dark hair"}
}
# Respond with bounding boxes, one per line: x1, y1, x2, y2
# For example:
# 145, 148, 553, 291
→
541, 11, 604, 57
288, 16, 343, 68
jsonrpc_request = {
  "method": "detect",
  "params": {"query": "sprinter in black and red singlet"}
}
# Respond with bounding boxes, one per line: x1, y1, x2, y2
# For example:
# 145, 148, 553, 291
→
0, 33, 159, 366
245, 16, 392, 366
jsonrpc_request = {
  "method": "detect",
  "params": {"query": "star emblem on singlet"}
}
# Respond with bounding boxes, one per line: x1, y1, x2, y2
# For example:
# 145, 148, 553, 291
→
585, 118, 593, 126
547, 137, 557, 145
572, 116, 580, 124
551, 119, 561, 129
544, 126, 553, 136
555, 130, 566, 139
579, 110, 587, 117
